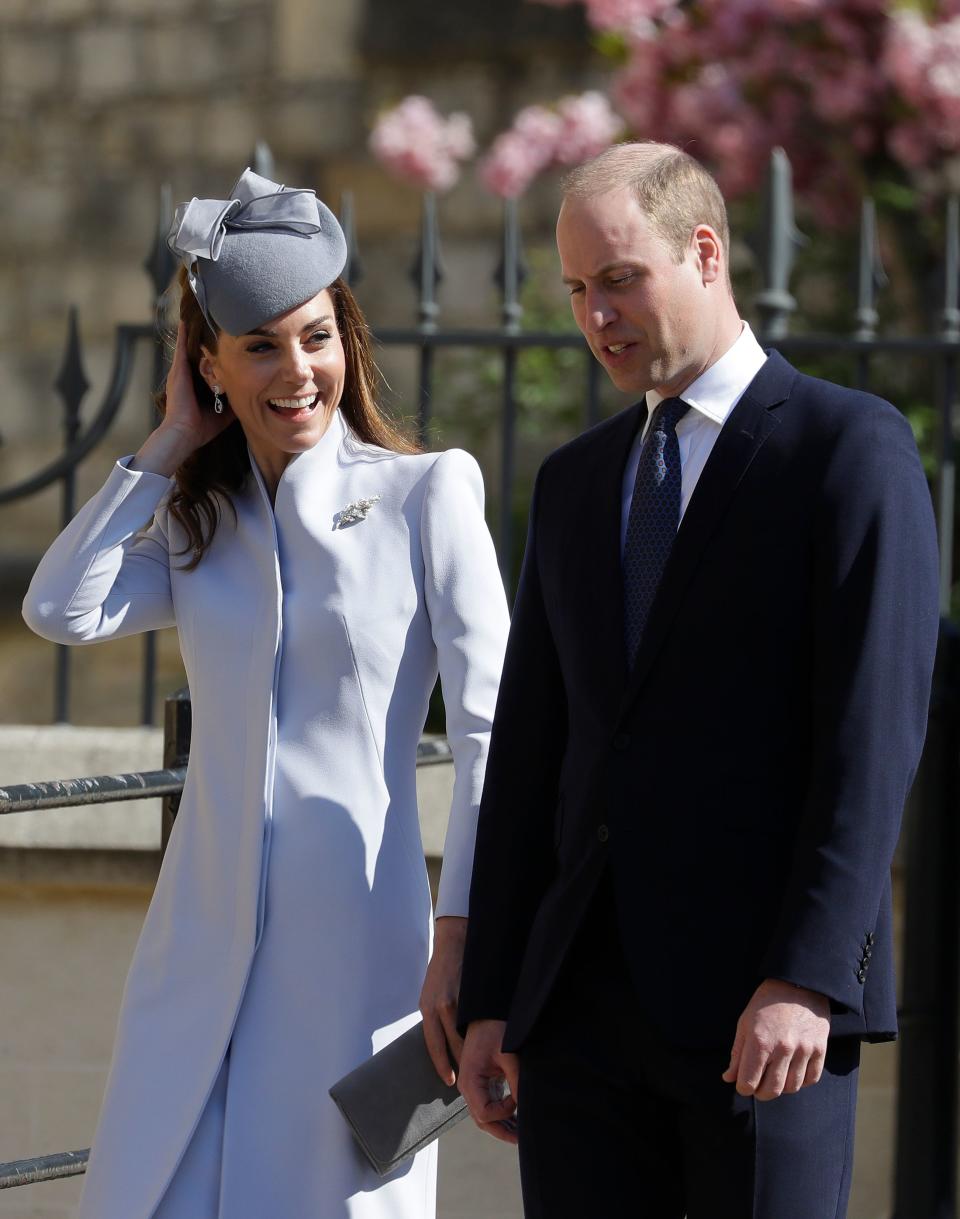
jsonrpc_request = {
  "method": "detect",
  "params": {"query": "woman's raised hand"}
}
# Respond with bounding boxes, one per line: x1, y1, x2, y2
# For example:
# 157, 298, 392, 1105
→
131, 323, 234, 477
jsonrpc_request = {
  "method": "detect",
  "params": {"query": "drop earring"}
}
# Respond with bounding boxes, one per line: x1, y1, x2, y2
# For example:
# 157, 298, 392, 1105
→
213, 385, 224, 415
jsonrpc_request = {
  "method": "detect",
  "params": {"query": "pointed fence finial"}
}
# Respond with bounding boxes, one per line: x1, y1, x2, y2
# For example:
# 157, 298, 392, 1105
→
251, 141, 275, 180
495, 198, 528, 335
339, 191, 364, 287
144, 183, 175, 302
410, 192, 443, 333
54, 307, 90, 438
941, 196, 960, 342
854, 197, 887, 341
753, 148, 807, 340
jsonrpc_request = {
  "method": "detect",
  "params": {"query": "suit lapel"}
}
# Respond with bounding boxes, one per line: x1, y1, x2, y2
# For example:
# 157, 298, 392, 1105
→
564, 400, 645, 712
615, 352, 796, 723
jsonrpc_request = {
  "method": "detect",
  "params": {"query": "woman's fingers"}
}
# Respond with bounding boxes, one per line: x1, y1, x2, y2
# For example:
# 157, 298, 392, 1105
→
421, 1011, 456, 1087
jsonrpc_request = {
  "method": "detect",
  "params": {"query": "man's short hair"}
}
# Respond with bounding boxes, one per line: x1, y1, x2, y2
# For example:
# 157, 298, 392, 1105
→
562, 142, 731, 265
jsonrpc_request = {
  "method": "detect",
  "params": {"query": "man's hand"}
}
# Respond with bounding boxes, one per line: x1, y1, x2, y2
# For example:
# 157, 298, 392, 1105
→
722, 978, 831, 1101
419, 916, 468, 1087
458, 1019, 520, 1145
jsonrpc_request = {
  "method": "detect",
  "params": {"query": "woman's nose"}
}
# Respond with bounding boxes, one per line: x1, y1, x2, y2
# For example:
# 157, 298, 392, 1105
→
280, 345, 312, 383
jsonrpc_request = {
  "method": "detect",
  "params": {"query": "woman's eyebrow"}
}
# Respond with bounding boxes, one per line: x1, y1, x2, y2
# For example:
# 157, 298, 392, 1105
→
245, 315, 334, 338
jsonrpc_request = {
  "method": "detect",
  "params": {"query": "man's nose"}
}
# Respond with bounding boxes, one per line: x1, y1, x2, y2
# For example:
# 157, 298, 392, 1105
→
584, 291, 615, 334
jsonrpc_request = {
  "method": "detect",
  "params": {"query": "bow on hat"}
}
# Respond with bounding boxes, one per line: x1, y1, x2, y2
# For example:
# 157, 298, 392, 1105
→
169, 169, 323, 263
167, 168, 328, 333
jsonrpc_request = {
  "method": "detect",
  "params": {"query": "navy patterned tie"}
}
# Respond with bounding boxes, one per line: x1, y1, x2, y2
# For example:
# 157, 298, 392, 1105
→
623, 396, 691, 667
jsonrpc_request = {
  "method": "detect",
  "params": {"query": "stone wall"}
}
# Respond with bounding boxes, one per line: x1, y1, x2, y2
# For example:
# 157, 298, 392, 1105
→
0, 0, 605, 723
0, 0, 596, 454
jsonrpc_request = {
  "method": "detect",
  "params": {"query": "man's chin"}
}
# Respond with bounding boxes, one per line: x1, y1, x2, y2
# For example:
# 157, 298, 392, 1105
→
604, 365, 649, 396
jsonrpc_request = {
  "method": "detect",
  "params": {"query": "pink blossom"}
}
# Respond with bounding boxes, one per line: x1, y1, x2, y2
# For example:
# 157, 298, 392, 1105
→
763, 0, 828, 18
611, 41, 666, 130
582, 0, 677, 32
478, 92, 623, 197
554, 91, 625, 164
812, 61, 877, 124
513, 105, 565, 151
884, 12, 933, 102
887, 121, 935, 171
478, 131, 549, 198
369, 96, 475, 192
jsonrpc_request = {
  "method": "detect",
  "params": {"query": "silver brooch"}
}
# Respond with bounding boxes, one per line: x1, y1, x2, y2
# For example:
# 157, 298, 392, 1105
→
335, 495, 382, 529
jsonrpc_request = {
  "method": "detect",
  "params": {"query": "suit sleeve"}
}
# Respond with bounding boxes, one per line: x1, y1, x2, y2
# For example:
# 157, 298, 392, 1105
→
421, 449, 510, 918
760, 402, 940, 1013
457, 461, 569, 1029
22, 458, 176, 644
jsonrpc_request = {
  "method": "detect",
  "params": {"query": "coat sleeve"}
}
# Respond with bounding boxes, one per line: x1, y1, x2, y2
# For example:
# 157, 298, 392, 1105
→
759, 401, 940, 1013
420, 449, 510, 918
22, 458, 177, 644
457, 461, 569, 1029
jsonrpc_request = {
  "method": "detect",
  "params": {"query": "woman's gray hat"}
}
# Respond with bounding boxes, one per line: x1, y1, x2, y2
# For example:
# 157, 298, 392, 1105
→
167, 169, 348, 336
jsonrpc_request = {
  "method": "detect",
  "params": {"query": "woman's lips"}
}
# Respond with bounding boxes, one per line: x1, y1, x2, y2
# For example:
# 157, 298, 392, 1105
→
266, 393, 319, 419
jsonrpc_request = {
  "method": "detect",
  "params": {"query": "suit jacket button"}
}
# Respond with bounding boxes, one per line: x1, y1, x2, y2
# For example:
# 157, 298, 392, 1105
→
857, 969, 867, 983
612, 733, 631, 752
597, 824, 610, 844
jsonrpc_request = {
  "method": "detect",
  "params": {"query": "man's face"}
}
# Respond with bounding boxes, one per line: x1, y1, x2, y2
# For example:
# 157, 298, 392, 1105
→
557, 188, 714, 398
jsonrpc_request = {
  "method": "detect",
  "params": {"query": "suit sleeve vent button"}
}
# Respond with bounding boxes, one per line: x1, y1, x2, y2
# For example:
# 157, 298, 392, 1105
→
597, 825, 610, 844
857, 969, 867, 983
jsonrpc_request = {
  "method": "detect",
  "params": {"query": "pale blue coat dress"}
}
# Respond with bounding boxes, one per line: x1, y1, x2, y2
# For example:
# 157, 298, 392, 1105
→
22, 409, 510, 1219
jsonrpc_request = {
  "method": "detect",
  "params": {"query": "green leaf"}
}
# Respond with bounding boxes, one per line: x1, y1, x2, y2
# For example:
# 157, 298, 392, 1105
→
590, 31, 630, 65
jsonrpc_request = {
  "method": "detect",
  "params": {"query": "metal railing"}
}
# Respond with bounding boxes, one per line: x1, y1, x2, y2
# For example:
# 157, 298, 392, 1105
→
2, 146, 958, 723
0, 686, 452, 1190
0, 632, 958, 1207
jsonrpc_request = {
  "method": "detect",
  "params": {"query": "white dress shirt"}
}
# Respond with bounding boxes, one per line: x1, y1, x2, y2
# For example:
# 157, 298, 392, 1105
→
620, 323, 769, 554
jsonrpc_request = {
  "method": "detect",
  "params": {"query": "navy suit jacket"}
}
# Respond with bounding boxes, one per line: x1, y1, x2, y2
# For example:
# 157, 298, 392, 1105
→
458, 351, 941, 1052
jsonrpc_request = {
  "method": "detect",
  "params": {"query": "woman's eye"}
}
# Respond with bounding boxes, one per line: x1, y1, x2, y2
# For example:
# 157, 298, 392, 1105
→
246, 342, 273, 354
308, 330, 331, 344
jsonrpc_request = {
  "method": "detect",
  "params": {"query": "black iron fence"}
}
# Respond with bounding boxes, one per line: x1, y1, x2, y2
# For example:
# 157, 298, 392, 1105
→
1, 146, 958, 723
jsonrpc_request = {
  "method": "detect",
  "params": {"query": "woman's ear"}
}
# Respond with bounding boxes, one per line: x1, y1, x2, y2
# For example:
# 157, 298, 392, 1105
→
198, 348, 220, 391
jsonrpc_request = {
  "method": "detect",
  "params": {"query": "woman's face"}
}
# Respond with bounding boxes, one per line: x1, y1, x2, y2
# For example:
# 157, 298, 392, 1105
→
200, 287, 346, 483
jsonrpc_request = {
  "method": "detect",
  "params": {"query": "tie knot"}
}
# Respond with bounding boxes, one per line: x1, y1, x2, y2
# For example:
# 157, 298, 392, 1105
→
653, 396, 690, 433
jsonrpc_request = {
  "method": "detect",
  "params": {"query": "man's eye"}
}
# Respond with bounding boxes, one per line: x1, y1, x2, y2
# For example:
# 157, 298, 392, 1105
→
610, 275, 633, 287
567, 285, 584, 296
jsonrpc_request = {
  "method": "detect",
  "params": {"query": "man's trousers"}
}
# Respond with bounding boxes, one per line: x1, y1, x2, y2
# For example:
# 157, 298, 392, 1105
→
516, 873, 860, 1219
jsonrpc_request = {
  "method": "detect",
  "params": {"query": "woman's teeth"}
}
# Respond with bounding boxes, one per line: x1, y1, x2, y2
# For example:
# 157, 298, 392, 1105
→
268, 395, 318, 411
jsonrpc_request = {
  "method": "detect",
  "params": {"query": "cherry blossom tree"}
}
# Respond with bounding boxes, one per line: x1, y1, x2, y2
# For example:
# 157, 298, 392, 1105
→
368, 0, 960, 229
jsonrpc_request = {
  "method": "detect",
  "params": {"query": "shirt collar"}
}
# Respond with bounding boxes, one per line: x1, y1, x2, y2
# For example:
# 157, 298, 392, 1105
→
645, 322, 767, 427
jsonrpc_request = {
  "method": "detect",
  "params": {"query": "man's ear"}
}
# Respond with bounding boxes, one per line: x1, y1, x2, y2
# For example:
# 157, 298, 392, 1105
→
693, 225, 723, 285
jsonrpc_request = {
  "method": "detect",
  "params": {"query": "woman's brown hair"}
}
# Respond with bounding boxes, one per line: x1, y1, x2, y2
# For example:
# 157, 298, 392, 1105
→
157, 268, 420, 568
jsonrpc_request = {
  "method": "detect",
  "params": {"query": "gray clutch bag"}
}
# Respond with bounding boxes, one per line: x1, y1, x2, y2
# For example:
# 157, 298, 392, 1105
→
329, 1022, 468, 1177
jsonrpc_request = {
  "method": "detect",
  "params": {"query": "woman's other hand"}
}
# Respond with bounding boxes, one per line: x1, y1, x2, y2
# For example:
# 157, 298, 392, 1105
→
419, 915, 467, 1086
131, 323, 234, 476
